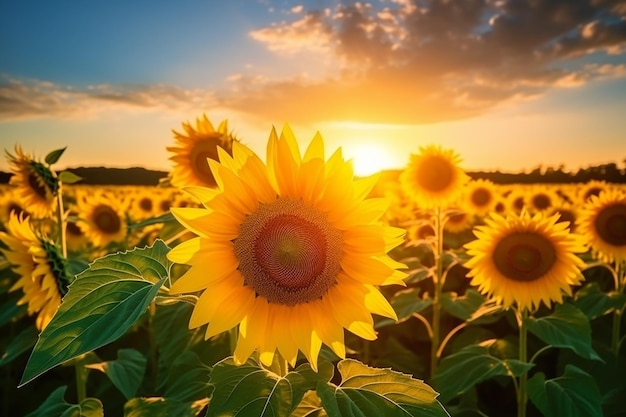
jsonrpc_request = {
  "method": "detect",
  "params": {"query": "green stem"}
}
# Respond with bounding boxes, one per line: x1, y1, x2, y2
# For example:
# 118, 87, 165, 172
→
517, 308, 529, 417
55, 181, 67, 258
430, 208, 444, 378
75, 362, 87, 403
613, 261, 625, 359
148, 300, 158, 391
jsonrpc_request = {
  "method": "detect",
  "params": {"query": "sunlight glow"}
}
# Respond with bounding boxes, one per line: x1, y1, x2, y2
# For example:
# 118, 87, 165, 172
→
348, 143, 396, 177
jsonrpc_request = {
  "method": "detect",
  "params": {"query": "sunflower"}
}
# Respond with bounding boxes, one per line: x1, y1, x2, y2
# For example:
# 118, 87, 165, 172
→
548, 202, 578, 233
578, 189, 626, 264
464, 210, 586, 312
167, 125, 406, 370
167, 114, 238, 188
444, 209, 475, 234
0, 212, 70, 330
0, 187, 29, 227
75, 190, 128, 248
526, 186, 560, 214
577, 180, 610, 204
464, 179, 498, 217
5, 145, 57, 219
400, 145, 469, 210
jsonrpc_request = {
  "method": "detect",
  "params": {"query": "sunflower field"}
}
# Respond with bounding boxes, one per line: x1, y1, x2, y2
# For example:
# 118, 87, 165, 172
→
0, 115, 625, 417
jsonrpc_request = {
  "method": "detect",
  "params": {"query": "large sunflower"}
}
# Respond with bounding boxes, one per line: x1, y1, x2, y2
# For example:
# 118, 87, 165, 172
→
167, 125, 406, 370
167, 114, 238, 188
578, 189, 626, 264
464, 210, 586, 312
400, 144, 469, 210
5, 145, 57, 219
0, 212, 70, 330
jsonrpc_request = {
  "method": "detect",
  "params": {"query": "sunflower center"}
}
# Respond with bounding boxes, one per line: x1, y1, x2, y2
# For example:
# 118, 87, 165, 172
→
594, 204, 626, 246
493, 232, 556, 282
234, 198, 342, 305
93, 204, 122, 234
416, 156, 454, 192
471, 188, 491, 207
28, 173, 48, 200
190, 138, 222, 187
532, 194, 551, 210
139, 197, 153, 212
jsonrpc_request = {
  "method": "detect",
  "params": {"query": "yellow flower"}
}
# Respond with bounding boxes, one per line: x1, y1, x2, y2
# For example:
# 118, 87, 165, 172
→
167, 114, 238, 188
577, 180, 610, 204
463, 179, 498, 217
0, 212, 69, 330
0, 186, 30, 226
4, 145, 56, 218
444, 209, 475, 234
75, 190, 128, 247
464, 210, 586, 312
578, 189, 626, 264
400, 145, 469, 210
526, 186, 560, 214
167, 125, 406, 370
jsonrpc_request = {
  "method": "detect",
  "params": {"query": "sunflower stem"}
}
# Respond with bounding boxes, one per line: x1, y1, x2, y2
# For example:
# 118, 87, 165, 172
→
516, 308, 529, 417
430, 208, 444, 379
55, 181, 67, 258
613, 261, 625, 359
148, 300, 158, 391
74, 362, 88, 403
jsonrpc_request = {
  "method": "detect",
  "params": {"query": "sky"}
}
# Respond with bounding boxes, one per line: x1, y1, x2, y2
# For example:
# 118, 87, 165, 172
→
1, 0, 626, 177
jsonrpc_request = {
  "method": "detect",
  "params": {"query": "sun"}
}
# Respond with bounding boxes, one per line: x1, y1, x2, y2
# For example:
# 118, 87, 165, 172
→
348, 143, 396, 177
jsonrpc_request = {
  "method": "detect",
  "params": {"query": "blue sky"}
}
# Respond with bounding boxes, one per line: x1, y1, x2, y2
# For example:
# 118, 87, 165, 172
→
1, 0, 626, 176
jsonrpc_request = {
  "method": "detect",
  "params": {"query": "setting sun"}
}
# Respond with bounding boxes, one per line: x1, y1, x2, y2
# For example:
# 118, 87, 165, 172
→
348, 142, 397, 177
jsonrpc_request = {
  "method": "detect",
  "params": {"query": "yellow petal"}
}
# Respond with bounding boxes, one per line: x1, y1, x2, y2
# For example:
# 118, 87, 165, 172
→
326, 284, 376, 340
203, 284, 256, 338
169, 248, 238, 294
303, 132, 324, 162
234, 297, 270, 365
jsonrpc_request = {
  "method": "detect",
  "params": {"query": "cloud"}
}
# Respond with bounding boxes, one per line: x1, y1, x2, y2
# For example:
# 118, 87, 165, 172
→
225, 0, 626, 124
0, 76, 218, 120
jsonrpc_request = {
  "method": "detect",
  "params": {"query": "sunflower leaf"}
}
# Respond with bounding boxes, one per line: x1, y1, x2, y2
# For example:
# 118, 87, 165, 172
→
317, 359, 449, 417
433, 340, 533, 403
292, 391, 327, 417
0, 326, 38, 367
440, 289, 486, 320
20, 240, 171, 386
574, 282, 625, 319
527, 365, 603, 417
376, 287, 432, 328
44, 147, 67, 165
162, 351, 212, 403
526, 303, 602, 361
206, 357, 334, 417
85, 348, 147, 400
24, 386, 103, 417
58, 170, 83, 184
123, 397, 207, 417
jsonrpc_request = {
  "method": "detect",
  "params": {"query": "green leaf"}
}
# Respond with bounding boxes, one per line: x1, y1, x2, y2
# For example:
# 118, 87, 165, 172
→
123, 397, 206, 417
25, 386, 103, 417
526, 303, 602, 361
317, 359, 449, 417
440, 289, 486, 320
163, 351, 211, 403
433, 340, 533, 403
292, 391, 327, 417
20, 240, 171, 385
58, 170, 83, 184
376, 287, 432, 328
206, 357, 334, 417
0, 326, 38, 367
129, 212, 175, 230
44, 147, 67, 165
528, 365, 603, 417
86, 349, 147, 399
574, 282, 625, 319
0, 292, 27, 327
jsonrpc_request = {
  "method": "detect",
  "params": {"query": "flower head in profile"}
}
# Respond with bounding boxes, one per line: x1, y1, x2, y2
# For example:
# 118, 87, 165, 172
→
167, 125, 406, 370
0, 212, 70, 330
167, 114, 238, 188
464, 210, 586, 312
5, 145, 57, 218
578, 189, 626, 264
400, 145, 469, 210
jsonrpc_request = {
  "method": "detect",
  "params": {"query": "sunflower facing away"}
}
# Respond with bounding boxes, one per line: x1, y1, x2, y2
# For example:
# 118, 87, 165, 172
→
167, 125, 406, 370
578, 188, 626, 264
464, 210, 586, 312
0, 212, 70, 330
5, 145, 57, 218
400, 144, 469, 210
167, 114, 238, 188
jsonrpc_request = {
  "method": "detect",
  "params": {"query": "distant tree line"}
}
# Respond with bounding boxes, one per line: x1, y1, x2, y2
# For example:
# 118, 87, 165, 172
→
0, 159, 625, 186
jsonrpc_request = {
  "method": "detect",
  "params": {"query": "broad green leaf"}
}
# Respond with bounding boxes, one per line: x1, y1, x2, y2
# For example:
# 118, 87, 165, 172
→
0, 326, 38, 367
433, 340, 533, 403
206, 357, 334, 417
317, 359, 449, 417
123, 397, 207, 417
0, 292, 27, 327
526, 303, 601, 361
574, 282, 625, 319
163, 351, 211, 403
44, 147, 67, 165
440, 289, 485, 320
376, 287, 432, 328
528, 365, 603, 417
58, 170, 83, 184
20, 240, 170, 385
86, 349, 147, 399
129, 212, 175, 230
292, 391, 327, 417
404, 267, 433, 285
24, 386, 103, 417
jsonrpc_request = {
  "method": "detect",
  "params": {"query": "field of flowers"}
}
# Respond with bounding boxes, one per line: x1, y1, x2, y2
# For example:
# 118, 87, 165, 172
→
0, 116, 625, 417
